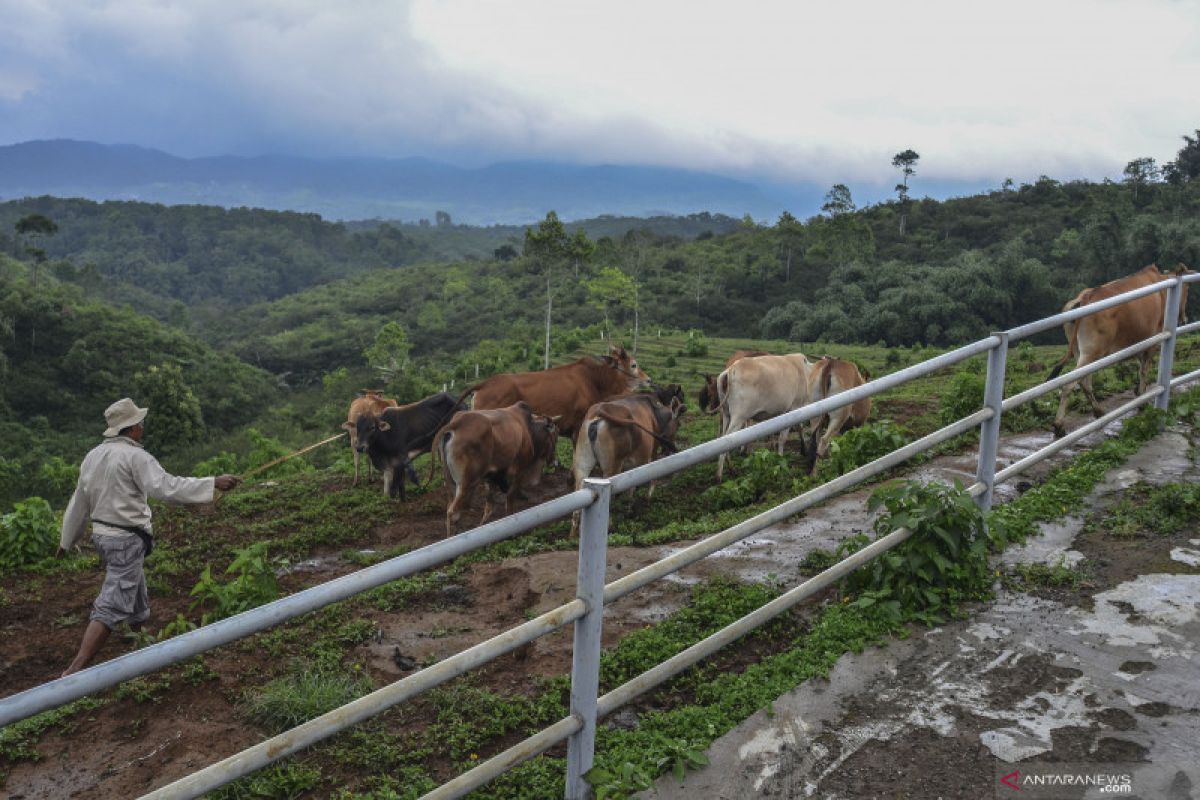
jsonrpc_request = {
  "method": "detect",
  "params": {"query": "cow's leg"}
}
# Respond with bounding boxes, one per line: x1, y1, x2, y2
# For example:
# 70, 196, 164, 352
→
1053, 379, 1075, 438
352, 447, 361, 486
382, 465, 394, 497
1080, 372, 1104, 418
717, 414, 747, 481
569, 437, 598, 537
776, 426, 792, 455
1136, 351, 1152, 396
445, 480, 469, 537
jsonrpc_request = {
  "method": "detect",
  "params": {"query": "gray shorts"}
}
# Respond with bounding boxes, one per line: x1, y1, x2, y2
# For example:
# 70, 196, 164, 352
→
91, 534, 150, 629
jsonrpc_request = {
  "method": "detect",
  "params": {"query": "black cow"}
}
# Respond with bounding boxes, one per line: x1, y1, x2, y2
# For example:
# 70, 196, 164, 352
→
355, 392, 465, 499
653, 383, 687, 413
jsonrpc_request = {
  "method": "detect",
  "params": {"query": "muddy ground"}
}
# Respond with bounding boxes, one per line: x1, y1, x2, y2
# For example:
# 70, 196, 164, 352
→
649, 427, 1200, 800
0, 398, 1184, 798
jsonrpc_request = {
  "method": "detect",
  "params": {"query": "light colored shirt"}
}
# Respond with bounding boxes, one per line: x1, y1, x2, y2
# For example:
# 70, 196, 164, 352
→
60, 436, 215, 550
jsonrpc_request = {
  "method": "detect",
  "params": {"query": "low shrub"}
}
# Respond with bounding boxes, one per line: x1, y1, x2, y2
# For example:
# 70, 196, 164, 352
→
0, 496, 58, 570
845, 480, 990, 624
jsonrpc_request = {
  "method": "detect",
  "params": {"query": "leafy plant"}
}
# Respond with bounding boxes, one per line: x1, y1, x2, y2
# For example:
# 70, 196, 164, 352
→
816, 420, 911, 478
938, 371, 985, 426
681, 329, 709, 357
189, 542, 281, 625
703, 449, 792, 509
846, 480, 990, 624
584, 760, 655, 800
0, 496, 58, 570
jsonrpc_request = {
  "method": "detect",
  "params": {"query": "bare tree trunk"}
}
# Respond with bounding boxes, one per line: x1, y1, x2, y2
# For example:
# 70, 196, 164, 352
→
543, 272, 552, 370
632, 283, 640, 356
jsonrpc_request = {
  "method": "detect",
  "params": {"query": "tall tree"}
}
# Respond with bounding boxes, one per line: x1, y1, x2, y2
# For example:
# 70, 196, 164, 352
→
363, 321, 412, 381
891, 149, 920, 236
524, 211, 576, 369
820, 185, 856, 217
1123, 157, 1160, 202
15, 214, 58, 289
584, 267, 635, 333
775, 210, 804, 283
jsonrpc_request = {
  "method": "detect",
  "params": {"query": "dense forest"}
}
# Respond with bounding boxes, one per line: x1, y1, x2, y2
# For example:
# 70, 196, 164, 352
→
2, 128, 1199, 510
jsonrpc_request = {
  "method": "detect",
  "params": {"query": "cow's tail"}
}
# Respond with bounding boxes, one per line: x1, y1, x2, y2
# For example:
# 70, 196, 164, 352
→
425, 426, 455, 491
453, 383, 485, 413
594, 410, 678, 454
707, 371, 730, 416
1046, 299, 1084, 381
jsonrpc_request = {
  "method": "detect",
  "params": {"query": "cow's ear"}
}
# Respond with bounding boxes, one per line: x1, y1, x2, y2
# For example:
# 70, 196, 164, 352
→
340, 421, 354, 430
377, 420, 391, 432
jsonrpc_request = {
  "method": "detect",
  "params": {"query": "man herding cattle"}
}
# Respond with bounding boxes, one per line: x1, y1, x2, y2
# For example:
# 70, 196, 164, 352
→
1047, 264, 1191, 437
56, 398, 241, 677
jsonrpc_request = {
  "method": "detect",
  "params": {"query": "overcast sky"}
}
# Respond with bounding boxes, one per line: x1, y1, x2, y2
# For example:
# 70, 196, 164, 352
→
2, 0, 1198, 191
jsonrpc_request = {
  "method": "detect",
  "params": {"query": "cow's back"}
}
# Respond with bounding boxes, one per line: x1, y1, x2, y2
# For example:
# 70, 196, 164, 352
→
474, 362, 615, 436
814, 358, 871, 423
725, 353, 813, 415
1070, 266, 1169, 355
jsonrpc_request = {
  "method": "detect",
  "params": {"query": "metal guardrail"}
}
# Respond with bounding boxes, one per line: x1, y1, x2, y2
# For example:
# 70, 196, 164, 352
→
3, 273, 1198, 800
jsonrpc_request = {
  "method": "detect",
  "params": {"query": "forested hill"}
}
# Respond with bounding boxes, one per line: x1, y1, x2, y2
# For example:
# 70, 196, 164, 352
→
208, 171, 1200, 383
0, 256, 277, 507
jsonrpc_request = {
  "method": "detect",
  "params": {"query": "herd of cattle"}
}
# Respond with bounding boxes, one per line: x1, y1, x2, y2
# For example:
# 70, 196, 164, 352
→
341, 264, 1193, 536
344, 344, 871, 535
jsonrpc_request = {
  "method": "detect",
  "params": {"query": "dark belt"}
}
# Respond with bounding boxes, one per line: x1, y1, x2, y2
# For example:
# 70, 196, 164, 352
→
92, 519, 154, 558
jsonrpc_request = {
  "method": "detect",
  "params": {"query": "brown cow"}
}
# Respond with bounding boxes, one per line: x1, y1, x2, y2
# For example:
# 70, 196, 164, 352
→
699, 350, 770, 424
470, 345, 650, 443
343, 390, 398, 484
714, 353, 816, 481
434, 402, 559, 536
1048, 264, 1191, 437
806, 357, 872, 472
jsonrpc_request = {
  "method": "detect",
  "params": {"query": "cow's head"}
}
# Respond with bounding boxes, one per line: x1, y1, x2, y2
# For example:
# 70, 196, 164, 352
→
1175, 263, 1196, 324
654, 383, 686, 414
529, 413, 560, 460
698, 374, 719, 412
647, 396, 686, 454
354, 412, 391, 453
605, 345, 651, 391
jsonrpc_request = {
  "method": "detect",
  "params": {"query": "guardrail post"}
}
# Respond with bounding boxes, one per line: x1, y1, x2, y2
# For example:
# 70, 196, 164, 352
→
565, 478, 611, 800
1155, 278, 1183, 410
975, 333, 1009, 511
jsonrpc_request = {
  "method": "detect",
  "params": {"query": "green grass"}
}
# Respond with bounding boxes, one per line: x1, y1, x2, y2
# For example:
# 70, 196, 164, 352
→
1094, 482, 1200, 538
244, 669, 375, 734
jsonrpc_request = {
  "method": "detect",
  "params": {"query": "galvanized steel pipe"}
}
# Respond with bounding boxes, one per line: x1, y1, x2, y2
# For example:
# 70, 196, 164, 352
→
139, 599, 588, 799
420, 715, 582, 800
0, 488, 593, 728
604, 410, 990, 605
611, 337, 1001, 494
994, 387, 1162, 485
597, 525, 916, 718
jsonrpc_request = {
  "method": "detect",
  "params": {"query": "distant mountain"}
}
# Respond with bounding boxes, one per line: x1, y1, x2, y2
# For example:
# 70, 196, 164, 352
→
0, 139, 820, 224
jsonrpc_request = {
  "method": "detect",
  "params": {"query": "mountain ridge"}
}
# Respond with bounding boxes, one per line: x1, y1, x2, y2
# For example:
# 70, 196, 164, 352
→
0, 139, 813, 224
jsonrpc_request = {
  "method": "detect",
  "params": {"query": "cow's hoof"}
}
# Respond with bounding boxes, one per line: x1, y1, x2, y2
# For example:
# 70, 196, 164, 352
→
1052, 424, 1066, 439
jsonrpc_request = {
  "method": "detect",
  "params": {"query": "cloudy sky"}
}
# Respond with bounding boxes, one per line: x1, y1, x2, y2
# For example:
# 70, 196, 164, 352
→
2, 0, 1198, 193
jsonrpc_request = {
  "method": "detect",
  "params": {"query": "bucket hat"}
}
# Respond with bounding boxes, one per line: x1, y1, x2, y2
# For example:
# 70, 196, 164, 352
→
103, 398, 148, 437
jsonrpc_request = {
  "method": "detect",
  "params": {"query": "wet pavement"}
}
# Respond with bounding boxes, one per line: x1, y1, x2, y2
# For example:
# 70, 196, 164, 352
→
643, 421, 1200, 800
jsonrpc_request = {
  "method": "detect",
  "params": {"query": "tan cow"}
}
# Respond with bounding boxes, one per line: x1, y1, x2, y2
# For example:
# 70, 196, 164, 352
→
434, 402, 559, 536
699, 350, 769, 417
806, 357, 872, 472
469, 345, 650, 456
714, 353, 816, 481
343, 390, 398, 484
1048, 264, 1191, 437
